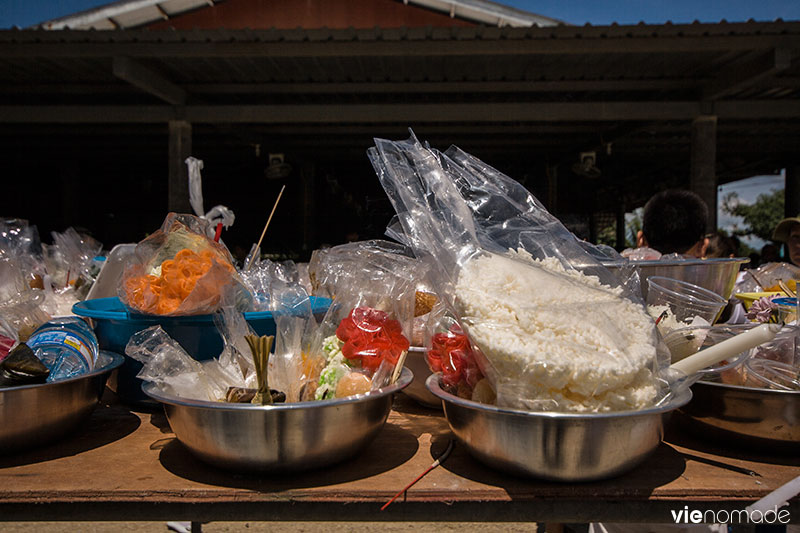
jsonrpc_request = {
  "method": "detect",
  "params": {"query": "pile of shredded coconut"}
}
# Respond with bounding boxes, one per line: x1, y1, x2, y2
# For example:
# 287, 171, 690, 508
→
647, 304, 711, 338
454, 250, 660, 412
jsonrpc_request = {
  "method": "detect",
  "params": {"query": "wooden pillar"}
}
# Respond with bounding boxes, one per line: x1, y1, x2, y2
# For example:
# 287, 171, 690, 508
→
168, 120, 192, 213
785, 164, 800, 218
690, 115, 718, 231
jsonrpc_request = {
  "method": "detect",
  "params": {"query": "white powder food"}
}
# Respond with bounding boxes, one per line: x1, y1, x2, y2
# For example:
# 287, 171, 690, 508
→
647, 304, 711, 337
454, 251, 660, 412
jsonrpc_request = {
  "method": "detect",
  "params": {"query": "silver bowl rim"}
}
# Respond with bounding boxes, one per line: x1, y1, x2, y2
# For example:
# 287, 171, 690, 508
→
694, 378, 800, 396
0, 350, 124, 393
425, 373, 692, 419
142, 365, 413, 410
616, 257, 750, 267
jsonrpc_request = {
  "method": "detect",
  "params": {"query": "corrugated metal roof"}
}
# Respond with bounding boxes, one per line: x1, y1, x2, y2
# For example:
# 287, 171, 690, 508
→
1, 21, 798, 105
37, 0, 216, 30
35, 0, 562, 30
0, 19, 798, 214
8, 19, 799, 44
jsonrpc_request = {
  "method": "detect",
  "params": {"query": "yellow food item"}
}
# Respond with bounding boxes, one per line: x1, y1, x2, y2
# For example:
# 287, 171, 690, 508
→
414, 291, 438, 317
764, 279, 797, 294
335, 372, 372, 398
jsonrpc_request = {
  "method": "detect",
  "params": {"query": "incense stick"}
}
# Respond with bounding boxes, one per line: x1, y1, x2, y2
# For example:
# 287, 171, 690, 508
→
381, 439, 454, 511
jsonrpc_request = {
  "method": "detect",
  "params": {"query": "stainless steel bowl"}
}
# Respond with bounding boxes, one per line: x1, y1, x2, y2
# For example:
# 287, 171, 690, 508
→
426, 374, 692, 481
677, 380, 799, 452
143, 367, 413, 471
609, 257, 749, 300
0, 351, 124, 454
401, 347, 441, 409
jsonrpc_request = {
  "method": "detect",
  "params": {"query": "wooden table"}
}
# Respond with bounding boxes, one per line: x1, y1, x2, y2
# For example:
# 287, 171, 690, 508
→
1, 394, 798, 524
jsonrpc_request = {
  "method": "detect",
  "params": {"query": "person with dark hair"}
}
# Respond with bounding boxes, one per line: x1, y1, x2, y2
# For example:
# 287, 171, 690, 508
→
760, 243, 781, 264
705, 231, 738, 258
637, 189, 709, 258
771, 214, 800, 266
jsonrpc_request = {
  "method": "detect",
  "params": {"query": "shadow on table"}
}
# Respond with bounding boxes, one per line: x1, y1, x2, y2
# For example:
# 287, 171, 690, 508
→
431, 432, 687, 497
0, 400, 141, 468
665, 417, 800, 468
158, 419, 419, 490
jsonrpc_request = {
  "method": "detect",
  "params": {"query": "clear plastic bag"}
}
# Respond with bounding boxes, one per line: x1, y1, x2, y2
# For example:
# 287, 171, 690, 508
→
268, 277, 321, 402
0, 257, 51, 340
120, 213, 251, 315
240, 258, 299, 311
707, 325, 800, 390
187, 156, 236, 241
0, 315, 18, 360
48, 227, 102, 290
213, 305, 257, 388
369, 132, 667, 412
0, 218, 45, 283
308, 241, 417, 400
125, 325, 224, 401
735, 262, 800, 294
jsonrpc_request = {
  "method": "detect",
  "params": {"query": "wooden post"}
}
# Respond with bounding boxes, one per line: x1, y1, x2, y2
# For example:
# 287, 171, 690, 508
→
785, 164, 800, 218
690, 115, 718, 231
168, 120, 192, 213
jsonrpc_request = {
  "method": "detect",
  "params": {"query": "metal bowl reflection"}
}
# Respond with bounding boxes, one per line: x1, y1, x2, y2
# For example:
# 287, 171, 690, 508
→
677, 380, 799, 452
142, 367, 412, 471
0, 351, 124, 454
401, 347, 441, 409
426, 374, 692, 481
609, 257, 748, 300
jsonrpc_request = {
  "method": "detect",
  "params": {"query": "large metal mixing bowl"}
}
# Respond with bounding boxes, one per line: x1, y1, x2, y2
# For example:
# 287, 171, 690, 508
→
426, 374, 692, 481
0, 351, 124, 454
143, 367, 413, 471
677, 380, 799, 452
609, 257, 749, 300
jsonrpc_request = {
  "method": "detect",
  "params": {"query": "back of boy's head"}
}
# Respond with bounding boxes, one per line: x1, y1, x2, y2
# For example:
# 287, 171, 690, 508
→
641, 190, 708, 255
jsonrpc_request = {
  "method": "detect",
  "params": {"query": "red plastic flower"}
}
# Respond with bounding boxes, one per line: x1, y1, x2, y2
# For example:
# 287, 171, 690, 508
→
336, 306, 410, 372
427, 324, 483, 389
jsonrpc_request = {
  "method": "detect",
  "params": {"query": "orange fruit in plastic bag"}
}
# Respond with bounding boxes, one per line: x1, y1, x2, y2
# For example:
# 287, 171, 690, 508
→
123, 247, 234, 315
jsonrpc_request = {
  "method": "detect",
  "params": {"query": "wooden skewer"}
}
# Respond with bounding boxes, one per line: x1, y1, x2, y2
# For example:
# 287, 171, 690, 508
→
256, 185, 285, 251
778, 280, 796, 298
246, 185, 286, 271
245, 185, 286, 270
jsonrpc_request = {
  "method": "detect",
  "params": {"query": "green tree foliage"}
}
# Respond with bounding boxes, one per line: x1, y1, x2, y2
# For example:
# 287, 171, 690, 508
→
596, 221, 616, 248
721, 188, 785, 242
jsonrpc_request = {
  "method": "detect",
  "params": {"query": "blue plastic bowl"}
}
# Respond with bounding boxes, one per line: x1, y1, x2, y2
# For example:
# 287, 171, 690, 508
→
773, 297, 798, 307
72, 296, 331, 405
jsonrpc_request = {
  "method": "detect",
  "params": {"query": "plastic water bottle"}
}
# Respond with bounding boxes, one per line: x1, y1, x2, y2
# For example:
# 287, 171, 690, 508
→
27, 317, 99, 382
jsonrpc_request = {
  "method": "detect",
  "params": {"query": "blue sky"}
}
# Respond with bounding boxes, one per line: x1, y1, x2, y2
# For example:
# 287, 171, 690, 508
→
1, 0, 799, 28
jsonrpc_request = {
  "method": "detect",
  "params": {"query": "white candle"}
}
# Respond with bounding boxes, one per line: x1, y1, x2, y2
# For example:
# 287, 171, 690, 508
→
670, 323, 780, 376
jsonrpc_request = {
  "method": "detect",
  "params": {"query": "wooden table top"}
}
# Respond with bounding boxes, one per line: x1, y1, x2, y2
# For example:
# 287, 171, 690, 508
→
1, 393, 798, 523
